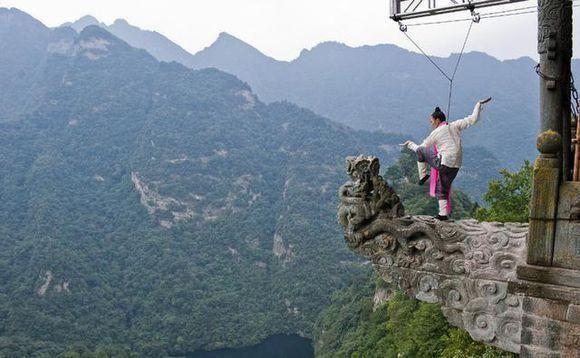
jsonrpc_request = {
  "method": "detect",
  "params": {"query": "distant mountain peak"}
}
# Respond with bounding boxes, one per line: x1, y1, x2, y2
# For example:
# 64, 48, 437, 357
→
77, 24, 131, 52
0, 7, 34, 17
195, 31, 271, 59
188, 31, 281, 71
0, 7, 49, 30
315, 40, 348, 48
296, 41, 350, 61
301, 41, 358, 56
77, 15, 99, 25
449, 50, 497, 61
109, 18, 141, 32
78, 24, 112, 38
64, 15, 101, 33
217, 32, 238, 41
211, 32, 253, 48
0, 8, 50, 47
112, 18, 129, 26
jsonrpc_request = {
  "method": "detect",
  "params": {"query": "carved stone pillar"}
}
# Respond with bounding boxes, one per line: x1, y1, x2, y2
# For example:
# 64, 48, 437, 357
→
537, 0, 572, 179
527, 131, 562, 266
513, 4, 580, 355
528, 0, 573, 266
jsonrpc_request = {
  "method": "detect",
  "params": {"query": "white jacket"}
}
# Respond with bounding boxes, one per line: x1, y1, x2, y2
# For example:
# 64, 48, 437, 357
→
408, 102, 483, 168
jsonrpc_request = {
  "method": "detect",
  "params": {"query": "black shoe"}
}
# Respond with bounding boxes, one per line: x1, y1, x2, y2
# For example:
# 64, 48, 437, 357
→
418, 175, 430, 186
435, 215, 448, 221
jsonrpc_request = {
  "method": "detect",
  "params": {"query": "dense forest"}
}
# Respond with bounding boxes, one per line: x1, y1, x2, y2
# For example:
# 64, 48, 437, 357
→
0, 7, 534, 357
0, 9, 401, 355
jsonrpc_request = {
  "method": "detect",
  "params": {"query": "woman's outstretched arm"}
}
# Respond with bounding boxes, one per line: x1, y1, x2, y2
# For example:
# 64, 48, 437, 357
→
451, 97, 492, 131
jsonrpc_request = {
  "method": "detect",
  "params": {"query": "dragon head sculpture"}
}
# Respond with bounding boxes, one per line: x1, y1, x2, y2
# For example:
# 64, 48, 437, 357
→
337, 156, 404, 244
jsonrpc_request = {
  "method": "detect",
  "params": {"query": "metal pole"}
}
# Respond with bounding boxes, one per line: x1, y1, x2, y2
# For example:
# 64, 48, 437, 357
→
390, 0, 528, 20
574, 114, 580, 181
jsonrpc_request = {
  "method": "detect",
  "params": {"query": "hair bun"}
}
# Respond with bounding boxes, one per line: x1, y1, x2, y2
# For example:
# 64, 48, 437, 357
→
431, 107, 447, 122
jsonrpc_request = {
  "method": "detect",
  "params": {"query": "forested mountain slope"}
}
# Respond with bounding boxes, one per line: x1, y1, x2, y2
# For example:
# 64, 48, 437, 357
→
0, 8, 406, 356
0, 8, 508, 356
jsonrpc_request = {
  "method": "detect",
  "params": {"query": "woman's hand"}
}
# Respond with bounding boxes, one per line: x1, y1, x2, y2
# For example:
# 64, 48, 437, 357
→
400, 140, 419, 152
479, 97, 492, 105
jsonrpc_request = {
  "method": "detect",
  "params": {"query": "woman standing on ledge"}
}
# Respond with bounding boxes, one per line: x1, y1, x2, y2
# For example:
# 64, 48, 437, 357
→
402, 97, 492, 221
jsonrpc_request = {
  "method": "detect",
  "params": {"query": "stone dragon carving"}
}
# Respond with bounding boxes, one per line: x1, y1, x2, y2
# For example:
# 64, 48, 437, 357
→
338, 156, 528, 354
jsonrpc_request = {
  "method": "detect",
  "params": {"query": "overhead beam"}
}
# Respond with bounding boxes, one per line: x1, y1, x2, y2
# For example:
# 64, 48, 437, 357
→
391, 0, 530, 21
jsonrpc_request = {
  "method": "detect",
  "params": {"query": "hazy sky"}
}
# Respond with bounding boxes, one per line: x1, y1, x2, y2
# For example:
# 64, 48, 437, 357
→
4, 0, 580, 61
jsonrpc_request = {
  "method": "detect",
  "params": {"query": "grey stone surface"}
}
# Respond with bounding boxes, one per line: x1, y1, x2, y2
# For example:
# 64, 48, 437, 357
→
523, 297, 569, 321
553, 181, 580, 270
517, 264, 580, 289
567, 304, 580, 324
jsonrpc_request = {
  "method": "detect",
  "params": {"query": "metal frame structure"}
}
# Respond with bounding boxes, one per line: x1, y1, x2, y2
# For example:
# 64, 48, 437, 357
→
390, 0, 530, 20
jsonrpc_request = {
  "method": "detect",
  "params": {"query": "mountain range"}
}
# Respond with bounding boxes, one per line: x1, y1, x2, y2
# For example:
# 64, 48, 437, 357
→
0, 7, 412, 356
0, 7, 508, 356
64, 15, 559, 169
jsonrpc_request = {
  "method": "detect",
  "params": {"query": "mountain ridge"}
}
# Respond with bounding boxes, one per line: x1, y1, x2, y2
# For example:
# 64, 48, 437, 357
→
63, 15, 535, 72
0, 9, 412, 355
64, 13, 197, 65
61, 14, 543, 168
0, 9, 506, 356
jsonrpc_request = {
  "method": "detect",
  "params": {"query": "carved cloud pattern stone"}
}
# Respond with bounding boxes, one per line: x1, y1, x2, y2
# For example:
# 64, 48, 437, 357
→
338, 155, 527, 353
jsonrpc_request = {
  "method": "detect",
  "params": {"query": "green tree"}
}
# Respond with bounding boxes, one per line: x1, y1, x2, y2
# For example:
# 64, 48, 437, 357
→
475, 161, 533, 223
440, 329, 515, 358
314, 272, 513, 358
